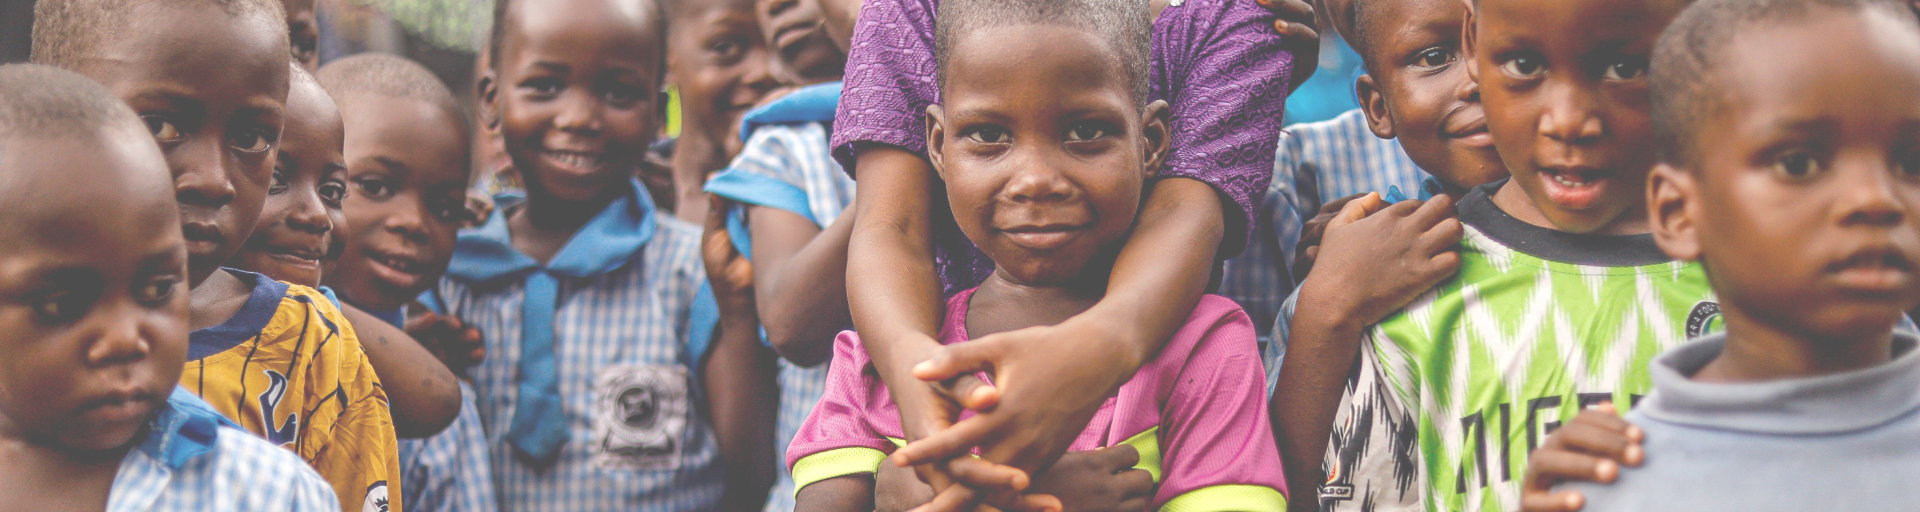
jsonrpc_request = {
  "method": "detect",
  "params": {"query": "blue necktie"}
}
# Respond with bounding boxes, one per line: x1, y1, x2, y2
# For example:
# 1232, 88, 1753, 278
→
505, 270, 566, 462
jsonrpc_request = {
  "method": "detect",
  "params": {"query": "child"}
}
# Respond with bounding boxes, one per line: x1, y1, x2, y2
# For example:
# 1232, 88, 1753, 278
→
1525, 0, 1920, 509
0, 62, 336, 512
1266, 0, 1514, 502
663, 0, 782, 222
282, 0, 319, 71
442, 0, 776, 509
304, 53, 493, 512
787, 0, 1286, 510
832, 0, 1293, 498
232, 62, 463, 441
1293, 0, 1711, 510
31, 1, 405, 510
702, 1, 854, 509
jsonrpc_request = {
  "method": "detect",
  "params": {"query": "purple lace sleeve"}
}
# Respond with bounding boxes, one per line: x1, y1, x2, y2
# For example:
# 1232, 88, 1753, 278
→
829, 0, 940, 175
1153, 0, 1294, 258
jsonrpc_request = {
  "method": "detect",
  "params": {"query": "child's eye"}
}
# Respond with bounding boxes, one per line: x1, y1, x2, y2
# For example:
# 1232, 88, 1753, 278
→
710, 41, 744, 61
318, 180, 348, 206
134, 276, 179, 305
1895, 148, 1920, 179
1602, 57, 1649, 81
355, 176, 393, 199
521, 78, 564, 97
1066, 124, 1110, 142
230, 129, 275, 154
143, 116, 184, 144
30, 291, 88, 325
1774, 152, 1824, 180
964, 127, 1009, 144
1413, 47, 1456, 69
603, 84, 646, 107
1499, 55, 1546, 79
268, 169, 289, 194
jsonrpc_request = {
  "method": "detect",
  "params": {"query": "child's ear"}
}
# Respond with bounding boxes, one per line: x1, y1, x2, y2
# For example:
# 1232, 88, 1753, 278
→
1355, 75, 1395, 140
926, 105, 950, 182
1140, 99, 1172, 178
477, 71, 501, 130
1648, 162, 1702, 262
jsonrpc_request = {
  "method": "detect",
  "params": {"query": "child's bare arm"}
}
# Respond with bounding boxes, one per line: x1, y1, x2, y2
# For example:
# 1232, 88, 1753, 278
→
1270, 195, 1461, 510
340, 302, 461, 438
749, 204, 856, 367
703, 197, 781, 510
875, 447, 1155, 512
1521, 404, 1645, 512
798, 475, 878, 512
896, 178, 1221, 462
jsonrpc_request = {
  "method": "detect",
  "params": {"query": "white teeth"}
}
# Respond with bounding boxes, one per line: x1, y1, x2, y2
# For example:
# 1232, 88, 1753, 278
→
547, 151, 601, 169
1551, 173, 1590, 188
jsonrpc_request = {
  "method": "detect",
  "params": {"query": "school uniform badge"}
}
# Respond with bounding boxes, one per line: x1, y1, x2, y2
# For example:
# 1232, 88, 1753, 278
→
593, 364, 689, 470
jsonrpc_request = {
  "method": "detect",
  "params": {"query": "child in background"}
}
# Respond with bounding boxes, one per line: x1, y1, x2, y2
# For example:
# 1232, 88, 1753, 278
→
788, 0, 1286, 510
229, 62, 463, 441
700, 0, 855, 509
1266, 0, 1514, 502
282, 0, 320, 71
1520, 0, 1920, 510
31, 1, 405, 510
442, 0, 776, 508
309, 53, 496, 512
0, 62, 337, 512
663, 0, 782, 222
1293, 0, 1711, 509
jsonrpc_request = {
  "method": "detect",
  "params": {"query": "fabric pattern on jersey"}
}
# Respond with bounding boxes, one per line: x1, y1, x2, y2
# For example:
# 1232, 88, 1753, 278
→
1316, 181, 1719, 512
788, 291, 1286, 510
109, 389, 340, 511
706, 81, 852, 512
437, 178, 724, 511
183, 269, 403, 512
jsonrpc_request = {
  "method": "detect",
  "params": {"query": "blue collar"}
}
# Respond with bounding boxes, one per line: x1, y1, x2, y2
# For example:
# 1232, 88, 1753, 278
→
188, 269, 287, 360
446, 177, 658, 284
738, 81, 843, 142
136, 388, 231, 470
1383, 177, 1447, 203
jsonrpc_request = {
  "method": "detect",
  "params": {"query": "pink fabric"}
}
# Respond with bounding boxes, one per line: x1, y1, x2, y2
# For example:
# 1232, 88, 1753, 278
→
787, 290, 1288, 506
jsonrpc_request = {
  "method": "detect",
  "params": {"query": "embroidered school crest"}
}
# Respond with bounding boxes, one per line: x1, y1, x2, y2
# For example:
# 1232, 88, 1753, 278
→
362, 481, 390, 512
593, 365, 689, 470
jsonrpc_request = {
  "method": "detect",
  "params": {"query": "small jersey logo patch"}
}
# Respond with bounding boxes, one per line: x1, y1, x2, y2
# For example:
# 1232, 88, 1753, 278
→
362, 481, 389, 512
1685, 301, 1723, 339
593, 364, 689, 470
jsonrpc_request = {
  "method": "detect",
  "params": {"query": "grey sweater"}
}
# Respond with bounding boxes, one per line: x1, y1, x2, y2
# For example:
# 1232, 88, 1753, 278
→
1565, 331, 1920, 511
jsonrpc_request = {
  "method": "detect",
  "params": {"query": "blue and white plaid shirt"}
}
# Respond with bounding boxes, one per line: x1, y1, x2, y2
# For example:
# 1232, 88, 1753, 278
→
706, 81, 851, 512
437, 179, 724, 512
395, 382, 498, 512
1220, 109, 1428, 347
110, 388, 338, 511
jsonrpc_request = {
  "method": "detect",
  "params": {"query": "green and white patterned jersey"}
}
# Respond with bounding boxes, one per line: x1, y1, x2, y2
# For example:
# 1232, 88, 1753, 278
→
1316, 183, 1720, 512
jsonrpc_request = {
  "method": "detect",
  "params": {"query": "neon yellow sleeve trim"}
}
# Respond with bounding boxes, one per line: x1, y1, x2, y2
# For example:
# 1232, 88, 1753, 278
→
1159, 484, 1288, 512
1117, 427, 1163, 482
791, 447, 888, 495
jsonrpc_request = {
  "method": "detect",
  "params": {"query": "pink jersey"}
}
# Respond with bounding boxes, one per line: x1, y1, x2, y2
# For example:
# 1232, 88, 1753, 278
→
788, 290, 1288, 510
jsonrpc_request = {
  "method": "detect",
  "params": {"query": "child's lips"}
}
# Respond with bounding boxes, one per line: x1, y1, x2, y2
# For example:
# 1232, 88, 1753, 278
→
539, 149, 607, 180
1535, 165, 1615, 211
367, 250, 429, 289
1001, 224, 1086, 252
265, 245, 325, 268
773, 20, 821, 52
1828, 249, 1916, 294
1442, 116, 1494, 148
181, 222, 224, 252
79, 390, 159, 426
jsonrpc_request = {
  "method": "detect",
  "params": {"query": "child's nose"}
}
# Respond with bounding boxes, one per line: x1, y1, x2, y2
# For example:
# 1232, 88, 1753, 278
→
287, 190, 334, 234
87, 302, 154, 368
555, 90, 605, 133
1004, 164, 1077, 204
1836, 158, 1908, 227
172, 139, 238, 207
1537, 84, 1605, 144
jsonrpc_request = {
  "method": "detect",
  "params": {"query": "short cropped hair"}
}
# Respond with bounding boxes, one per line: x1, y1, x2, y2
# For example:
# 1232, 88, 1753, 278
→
0, 64, 145, 149
1653, 0, 1918, 165
487, 0, 667, 71
933, 0, 1152, 107
316, 53, 467, 123
31, 0, 286, 69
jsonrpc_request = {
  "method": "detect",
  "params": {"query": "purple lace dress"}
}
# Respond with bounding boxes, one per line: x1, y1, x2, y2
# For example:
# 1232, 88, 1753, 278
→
831, 0, 1296, 294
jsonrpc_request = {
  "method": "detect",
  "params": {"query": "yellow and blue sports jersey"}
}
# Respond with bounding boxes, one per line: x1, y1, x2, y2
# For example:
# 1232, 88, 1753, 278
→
183, 269, 403, 512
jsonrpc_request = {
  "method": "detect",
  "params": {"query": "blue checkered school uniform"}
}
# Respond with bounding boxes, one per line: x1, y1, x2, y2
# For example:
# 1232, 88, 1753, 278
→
435, 178, 723, 512
110, 388, 339, 511
705, 81, 851, 512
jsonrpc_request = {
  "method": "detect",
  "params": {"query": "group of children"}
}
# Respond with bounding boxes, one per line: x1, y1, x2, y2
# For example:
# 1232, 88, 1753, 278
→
0, 0, 1915, 510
